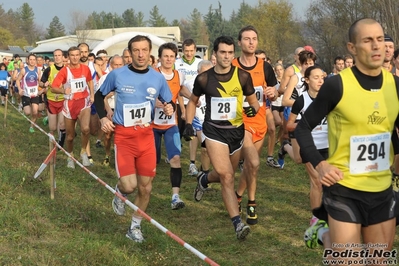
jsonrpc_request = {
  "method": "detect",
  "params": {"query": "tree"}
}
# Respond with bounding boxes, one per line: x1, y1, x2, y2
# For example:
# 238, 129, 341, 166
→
16, 3, 36, 45
135, 12, 146, 27
148, 5, 168, 27
204, 3, 227, 54
121, 8, 146, 27
375, 0, 399, 44
46, 16, 65, 39
304, 0, 381, 71
122, 8, 136, 27
0, 28, 14, 49
186, 8, 208, 45
170, 19, 180, 27
68, 10, 92, 43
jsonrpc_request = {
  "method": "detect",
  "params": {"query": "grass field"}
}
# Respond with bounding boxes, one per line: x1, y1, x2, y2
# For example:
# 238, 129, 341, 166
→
0, 102, 398, 266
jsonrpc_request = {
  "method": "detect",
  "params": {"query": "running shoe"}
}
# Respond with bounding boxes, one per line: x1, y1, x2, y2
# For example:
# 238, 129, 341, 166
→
278, 140, 289, 169
266, 157, 280, 168
246, 205, 258, 225
67, 157, 75, 169
126, 225, 144, 243
95, 140, 103, 148
171, 196, 185, 210
29, 127, 35, 133
112, 185, 125, 216
193, 171, 208, 202
235, 222, 250, 240
81, 152, 91, 167
42, 116, 48, 126
103, 156, 110, 166
304, 219, 328, 248
188, 163, 198, 176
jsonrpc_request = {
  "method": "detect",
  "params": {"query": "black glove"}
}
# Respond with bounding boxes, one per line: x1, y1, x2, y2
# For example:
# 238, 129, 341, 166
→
183, 123, 195, 141
243, 106, 257, 117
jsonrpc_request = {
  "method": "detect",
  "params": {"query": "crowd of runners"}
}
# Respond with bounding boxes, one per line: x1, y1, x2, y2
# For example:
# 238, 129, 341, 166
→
1, 18, 398, 264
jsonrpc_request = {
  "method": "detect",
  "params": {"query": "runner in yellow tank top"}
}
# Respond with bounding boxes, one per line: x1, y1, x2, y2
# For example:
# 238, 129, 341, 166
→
296, 18, 399, 264
40, 49, 66, 147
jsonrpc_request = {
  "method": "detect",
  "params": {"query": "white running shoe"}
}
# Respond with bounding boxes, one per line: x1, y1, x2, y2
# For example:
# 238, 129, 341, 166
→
67, 157, 75, 169
235, 222, 250, 240
81, 152, 91, 167
126, 225, 144, 243
112, 185, 126, 216
171, 196, 185, 210
188, 163, 198, 176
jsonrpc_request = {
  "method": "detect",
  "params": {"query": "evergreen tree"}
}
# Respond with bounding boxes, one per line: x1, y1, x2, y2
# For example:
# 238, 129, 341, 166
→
148, 5, 168, 27
46, 16, 65, 39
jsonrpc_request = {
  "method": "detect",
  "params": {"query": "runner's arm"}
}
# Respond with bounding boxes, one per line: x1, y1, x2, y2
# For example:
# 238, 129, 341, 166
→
295, 76, 342, 168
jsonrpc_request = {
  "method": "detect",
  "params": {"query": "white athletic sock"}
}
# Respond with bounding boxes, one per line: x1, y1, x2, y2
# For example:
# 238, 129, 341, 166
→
172, 193, 179, 200
131, 215, 143, 229
317, 227, 329, 244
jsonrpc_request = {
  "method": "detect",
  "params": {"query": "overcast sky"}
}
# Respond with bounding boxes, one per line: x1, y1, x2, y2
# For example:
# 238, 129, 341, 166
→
3, 0, 312, 30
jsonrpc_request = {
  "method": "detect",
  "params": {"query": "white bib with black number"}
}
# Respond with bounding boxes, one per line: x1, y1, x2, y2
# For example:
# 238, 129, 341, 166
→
243, 86, 263, 107
26, 85, 38, 97
123, 101, 151, 127
71, 77, 87, 94
0, 80, 7, 87
210, 97, 237, 121
195, 95, 206, 122
349, 132, 390, 174
154, 107, 175, 125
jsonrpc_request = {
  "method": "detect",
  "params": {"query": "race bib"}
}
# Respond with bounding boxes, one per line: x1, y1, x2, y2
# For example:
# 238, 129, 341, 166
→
71, 77, 87, 94
0, 80, 7, 87
195, 95, 206, 122
123, 101, 151, 127
26, 86, 38, 97
349, 132, 390, 174
313, 117, 328, 132
210, 97, 237, 120
154, 107, 175, 125
243, 86, 263, 107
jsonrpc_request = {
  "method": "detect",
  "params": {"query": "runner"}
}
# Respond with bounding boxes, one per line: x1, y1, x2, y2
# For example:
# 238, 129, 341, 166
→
271, 63, 285, 145
51, 46, 95, 168
122, 47, 132, 65
285, 65, 331, 249
98, 55, 124, 166
295, 18, 399, 264
40, 49, 66, 147
279, 50, 316, 168
16, 54, 42, 133
94, 35, 174, 243
232, 25, 279, 225
383, 34, 394, 72
0, 63, 10, 105
183, 35, 260, 239
175, 39, 202, 176
153, 42, 187, 209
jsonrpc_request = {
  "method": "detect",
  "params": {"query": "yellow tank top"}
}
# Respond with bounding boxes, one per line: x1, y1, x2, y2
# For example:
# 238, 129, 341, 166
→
327, 68, 399, 192
47, 65, 64, 101
292, 64, 300, 73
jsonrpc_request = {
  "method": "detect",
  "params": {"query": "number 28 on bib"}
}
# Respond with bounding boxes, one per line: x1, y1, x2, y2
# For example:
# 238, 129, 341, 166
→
349, 132, 390, 174
210, 97, 237, 120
